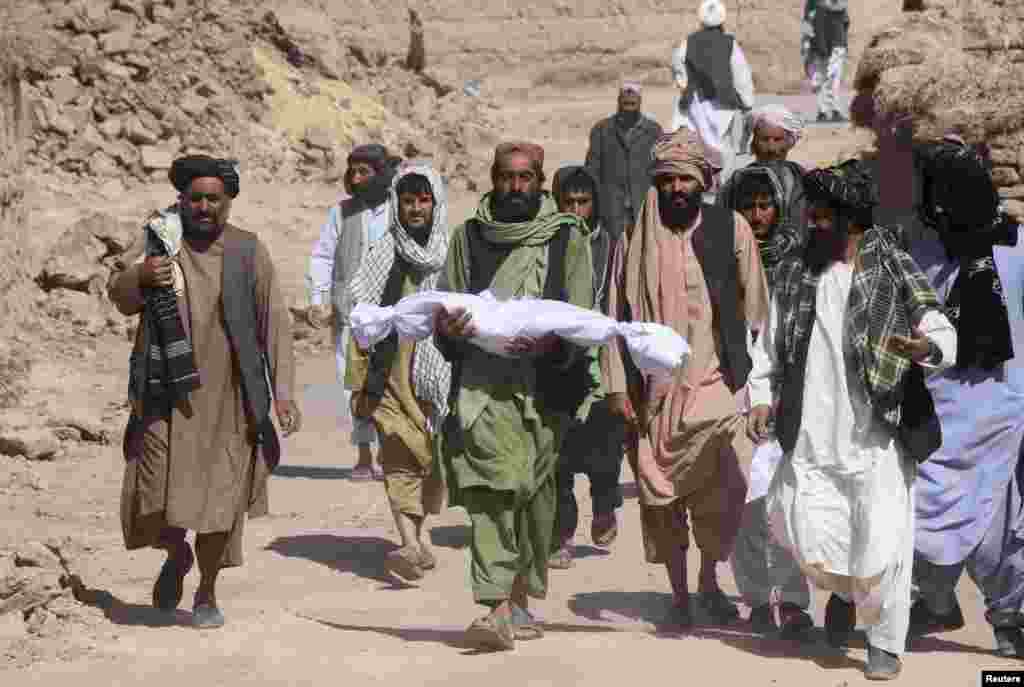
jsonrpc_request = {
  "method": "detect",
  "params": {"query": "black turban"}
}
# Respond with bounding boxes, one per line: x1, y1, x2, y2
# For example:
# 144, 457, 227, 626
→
803, 159, 878, 227
169, 155, 241, 198
347, 144, 391, 172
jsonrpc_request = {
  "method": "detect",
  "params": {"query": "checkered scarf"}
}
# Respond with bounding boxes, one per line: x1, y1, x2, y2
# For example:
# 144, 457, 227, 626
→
348, 162, 452, 422
774, 226, 941, 423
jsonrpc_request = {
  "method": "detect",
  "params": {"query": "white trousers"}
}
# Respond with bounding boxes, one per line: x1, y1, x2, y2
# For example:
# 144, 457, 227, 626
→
812, 47, 847, 116
335, 326, 378, 446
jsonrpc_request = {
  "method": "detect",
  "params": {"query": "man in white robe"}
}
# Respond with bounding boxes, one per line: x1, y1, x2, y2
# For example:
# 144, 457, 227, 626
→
671, 0, 755, 186
747, 160, 955, 680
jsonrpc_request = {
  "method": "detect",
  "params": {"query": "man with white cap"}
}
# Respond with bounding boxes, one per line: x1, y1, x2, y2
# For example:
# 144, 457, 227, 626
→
671, 0, 755, 185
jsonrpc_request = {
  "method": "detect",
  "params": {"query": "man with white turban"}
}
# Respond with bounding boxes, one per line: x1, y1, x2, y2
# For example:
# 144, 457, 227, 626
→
670, 0, 755, 185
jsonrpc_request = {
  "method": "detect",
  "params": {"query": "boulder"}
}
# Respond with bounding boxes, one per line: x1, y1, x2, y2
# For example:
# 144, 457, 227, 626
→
47, 77, 82, 107
99, 32, 138, 56
89, 150, 121, 178
993, 167, 1021, 187
98, 117, 124, 139
123, 116, 159, 145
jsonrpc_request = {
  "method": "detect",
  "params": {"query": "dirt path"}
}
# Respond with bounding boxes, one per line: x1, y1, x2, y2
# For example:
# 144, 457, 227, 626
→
3, 89, 1018, 685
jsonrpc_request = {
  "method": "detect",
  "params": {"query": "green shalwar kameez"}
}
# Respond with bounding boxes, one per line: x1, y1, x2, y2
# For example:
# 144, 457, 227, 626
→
438, 193, 595, 604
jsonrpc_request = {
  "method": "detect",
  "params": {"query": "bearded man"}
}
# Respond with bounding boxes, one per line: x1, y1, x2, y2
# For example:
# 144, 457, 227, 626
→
435, 142, 595, 651
345, 161, 452, 582
307, 144, 400, 481
907, 138, 1024, 659
604, 128, 769, 628
585, 82, 663, 240
547, 164, 626, 570
111, 155, 301, 629
720, 164, 811, 636
671, 0, 755, 184
747, 160, 956, 680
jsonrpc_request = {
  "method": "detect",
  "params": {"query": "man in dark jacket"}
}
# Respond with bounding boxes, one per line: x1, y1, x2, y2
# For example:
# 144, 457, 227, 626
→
547, 165, 626, 570
585, 82, 663, 241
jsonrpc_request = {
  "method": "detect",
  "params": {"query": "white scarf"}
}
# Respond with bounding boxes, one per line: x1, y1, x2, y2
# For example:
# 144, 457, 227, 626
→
347, 162, 452, 423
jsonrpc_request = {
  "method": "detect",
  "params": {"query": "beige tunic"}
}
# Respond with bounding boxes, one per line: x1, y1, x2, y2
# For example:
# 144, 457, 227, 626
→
604, 211, 768, 561
347, 265, 442, 518
111, 225, 295, 567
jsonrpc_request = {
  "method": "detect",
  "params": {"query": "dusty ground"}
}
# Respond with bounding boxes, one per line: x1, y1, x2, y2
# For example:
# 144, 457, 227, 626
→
2, 85, 1017, 685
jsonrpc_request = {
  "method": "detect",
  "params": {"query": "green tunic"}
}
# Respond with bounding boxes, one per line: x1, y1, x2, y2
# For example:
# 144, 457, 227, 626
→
437, 193, 595, 602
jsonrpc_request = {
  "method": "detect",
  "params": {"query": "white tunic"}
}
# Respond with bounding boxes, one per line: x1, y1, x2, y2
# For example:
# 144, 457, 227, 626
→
748, 261, 956, 585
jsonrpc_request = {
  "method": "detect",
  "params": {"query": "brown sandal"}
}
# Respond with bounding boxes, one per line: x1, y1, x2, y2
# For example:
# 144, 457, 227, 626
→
386, 546, 425, 581
465, 612, 515, 651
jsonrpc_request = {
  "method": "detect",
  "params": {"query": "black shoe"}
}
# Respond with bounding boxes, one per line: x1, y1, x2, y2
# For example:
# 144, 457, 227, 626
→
778, 602, 814, 639
748, 603, 776, 632
909, 598, 965, 635
825, 593, 856, 648
994, 626, 1024, 658
152, 543, 194, 611
697, 590, 741, 625
865, 643, 902, 681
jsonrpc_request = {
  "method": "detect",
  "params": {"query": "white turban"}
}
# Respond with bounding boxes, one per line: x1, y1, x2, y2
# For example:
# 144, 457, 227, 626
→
699, 0, 727, 28
751, 104, 805, 146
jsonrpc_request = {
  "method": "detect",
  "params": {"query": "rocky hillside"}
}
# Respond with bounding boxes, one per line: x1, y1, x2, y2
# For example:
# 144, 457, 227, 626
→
17, 0, 505, 191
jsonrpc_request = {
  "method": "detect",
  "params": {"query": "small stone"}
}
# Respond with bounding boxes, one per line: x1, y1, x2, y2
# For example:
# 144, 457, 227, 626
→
179, 93, 208, 117
140, 146, 175, 171
99, 32, 137, 56
303, 126, 334, 151
89, 151, 121, 178
98, 117, 123, 139
15, 542, 61, 570
99, 60, 135, 81
107, 9, 138, 34
123, 116, 159, 145
47, 77, 82, 107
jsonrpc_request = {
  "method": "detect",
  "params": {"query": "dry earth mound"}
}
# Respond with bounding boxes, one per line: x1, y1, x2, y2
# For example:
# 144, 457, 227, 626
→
853, 0, 1024, 220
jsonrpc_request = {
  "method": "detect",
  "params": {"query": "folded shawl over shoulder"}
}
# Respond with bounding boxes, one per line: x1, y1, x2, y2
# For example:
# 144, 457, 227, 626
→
349, 290, 689, 381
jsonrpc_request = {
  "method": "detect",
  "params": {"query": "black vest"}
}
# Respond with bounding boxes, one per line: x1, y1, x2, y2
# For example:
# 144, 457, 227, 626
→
221, 228, 281, 470
691, 205, 751, 392
683, 28, 743, 110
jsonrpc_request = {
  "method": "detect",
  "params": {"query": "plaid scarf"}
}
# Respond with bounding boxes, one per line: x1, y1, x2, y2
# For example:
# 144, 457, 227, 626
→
774, 226, 940, 424
128, 209, 201, 408
348, 162, 452, 422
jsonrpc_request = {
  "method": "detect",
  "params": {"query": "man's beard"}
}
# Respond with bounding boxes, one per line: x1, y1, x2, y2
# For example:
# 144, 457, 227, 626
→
657, 188, 702, 228
351, 172, 391, 208
491, 190, 542, 223
181, 206, 226, 239
805, 222, 851, 274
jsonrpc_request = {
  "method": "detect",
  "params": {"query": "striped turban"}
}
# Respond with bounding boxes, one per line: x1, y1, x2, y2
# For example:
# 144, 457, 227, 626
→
649, 128, 715, 190
751, 105, 805, 147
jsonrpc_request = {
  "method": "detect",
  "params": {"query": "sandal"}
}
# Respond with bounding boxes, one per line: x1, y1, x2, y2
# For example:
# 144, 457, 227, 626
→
591, 513, 618, 548
419, 544, 437, 571
386, 546, 425, 581
465, 612, 515, 651
510, 604, 544, 640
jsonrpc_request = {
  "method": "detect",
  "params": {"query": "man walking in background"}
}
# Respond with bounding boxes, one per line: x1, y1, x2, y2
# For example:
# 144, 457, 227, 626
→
671, 0, 755, 184
802, 0, 850, 122
586, 82, 663, 240
306, 144, 399, 481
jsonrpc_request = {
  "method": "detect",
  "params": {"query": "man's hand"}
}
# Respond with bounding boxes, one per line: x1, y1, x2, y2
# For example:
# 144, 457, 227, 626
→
275, 400, 302, 437
505, 333, 561, 358
306, 304, 331, 329
436, 306, 477, 340
748, 404, 773, 443
889, 326, 933, 363
606, 392, 639, 429
140, 256, 174, 289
